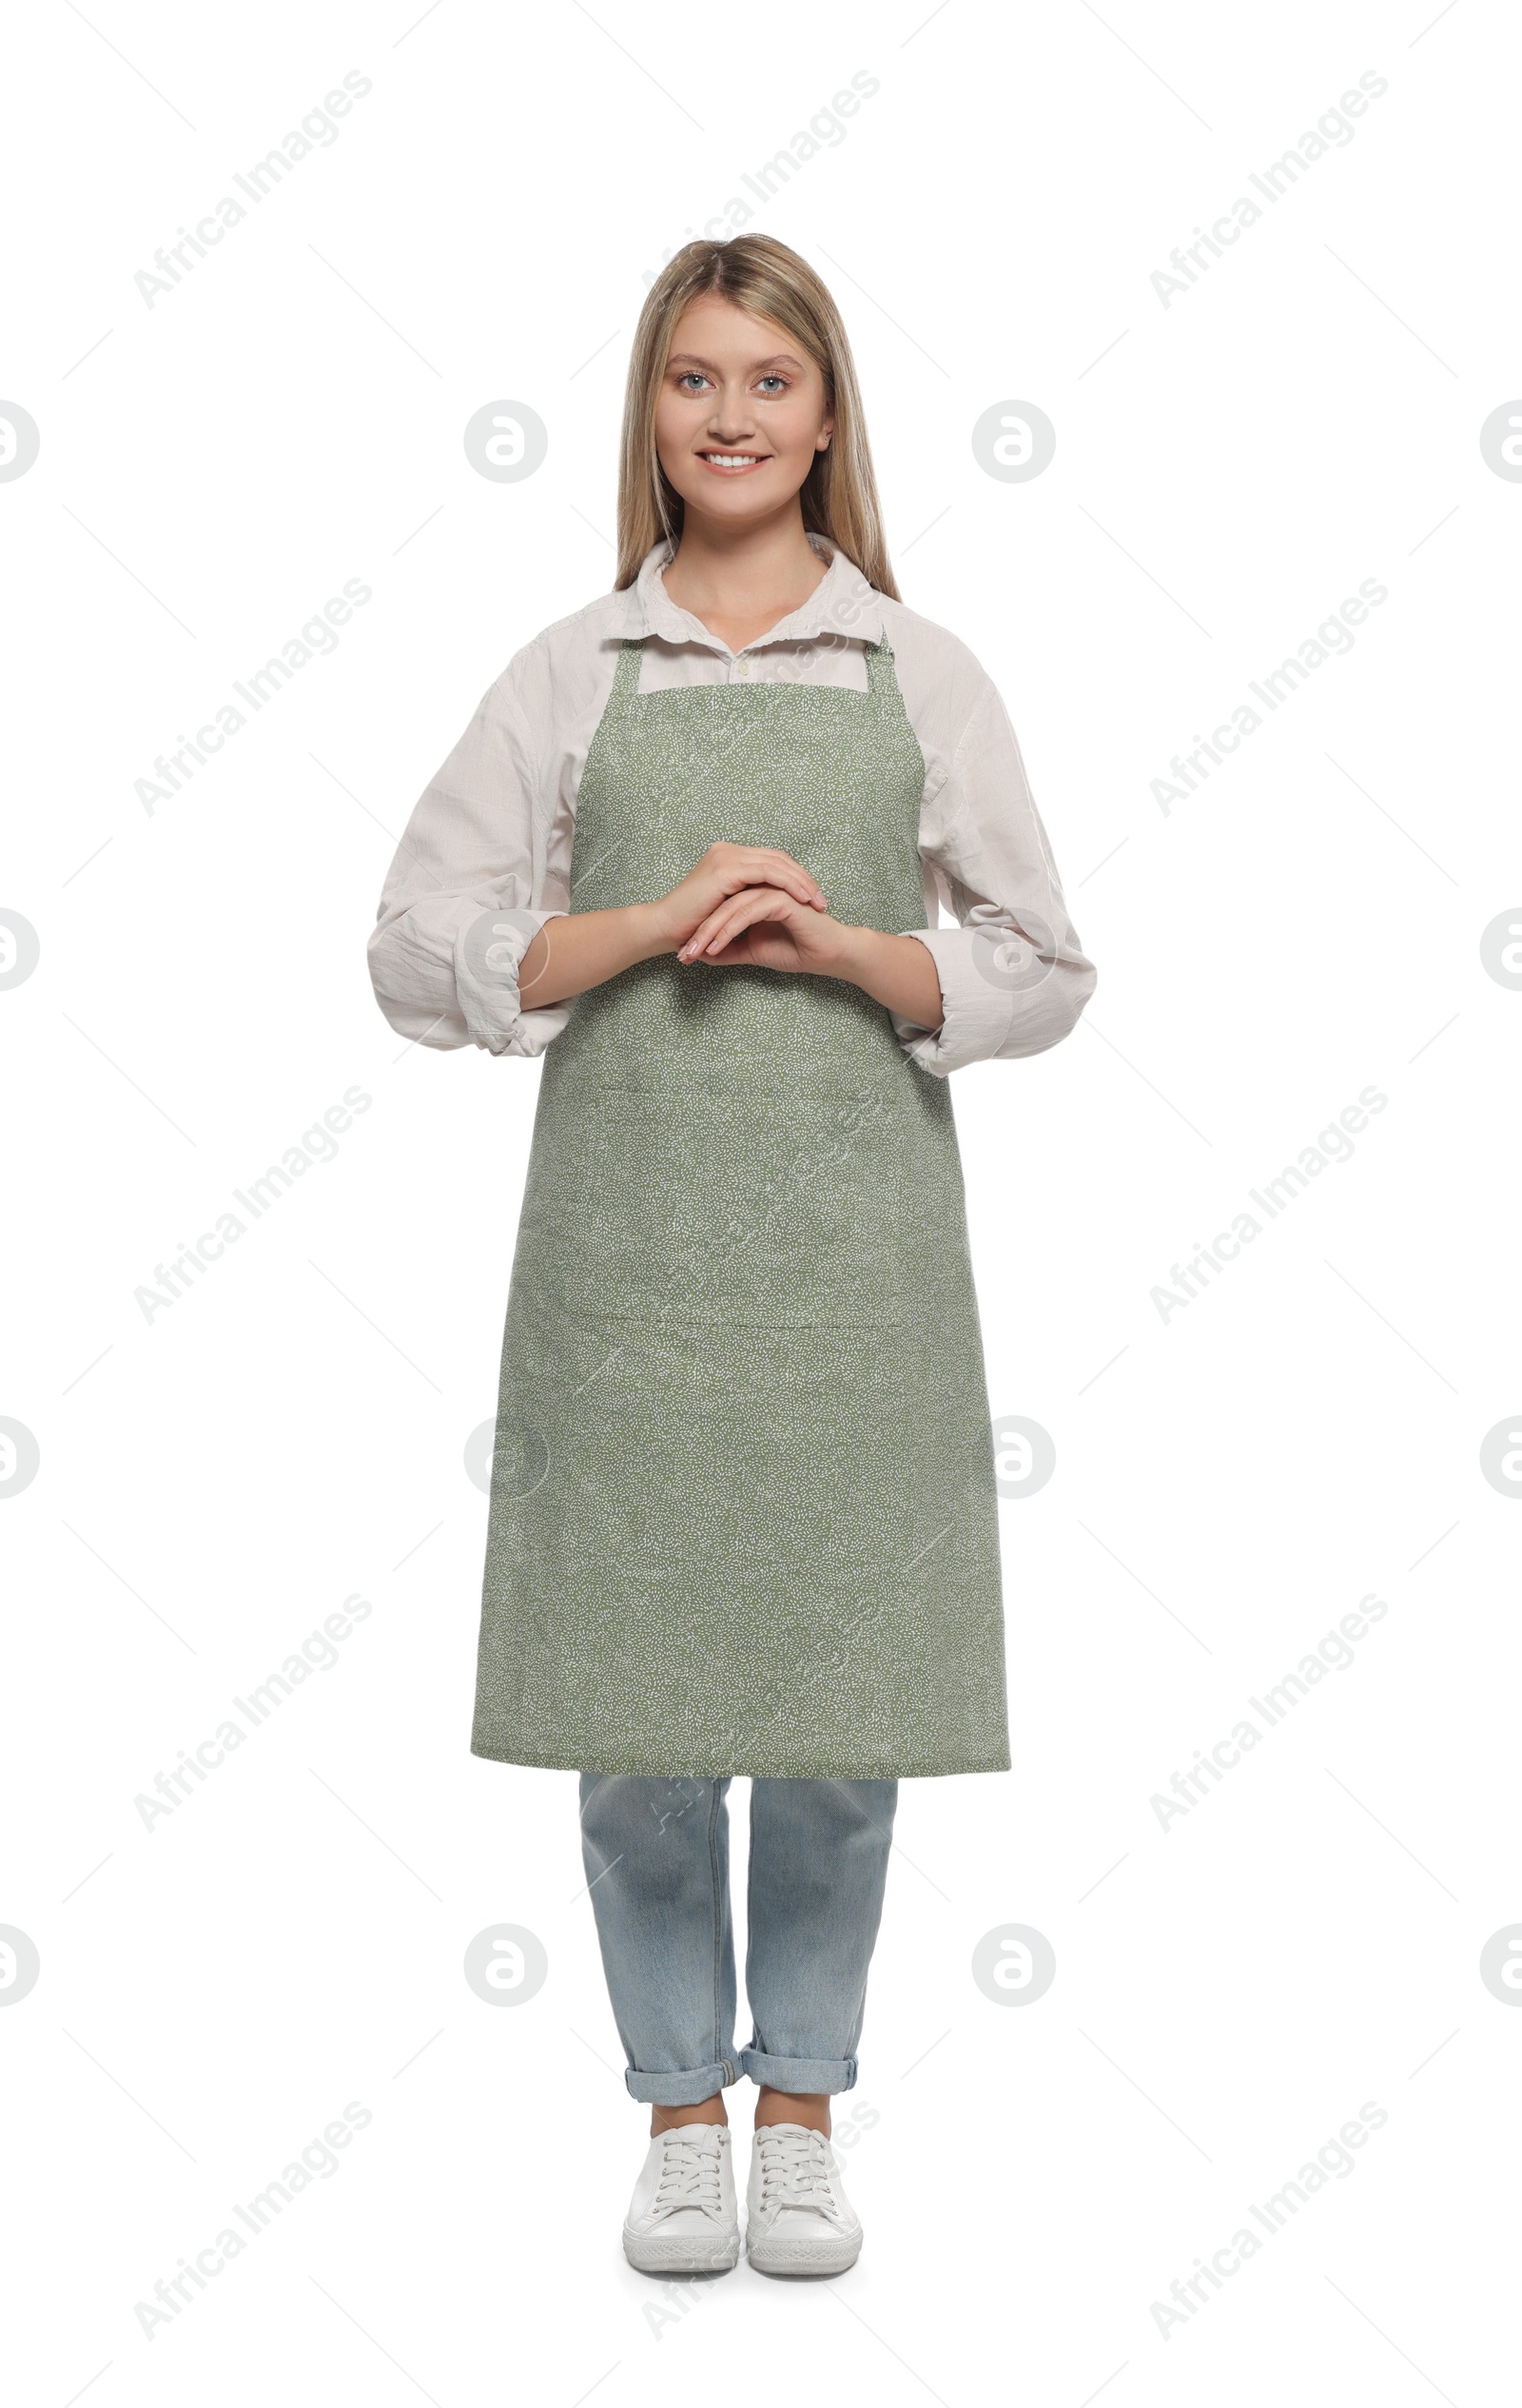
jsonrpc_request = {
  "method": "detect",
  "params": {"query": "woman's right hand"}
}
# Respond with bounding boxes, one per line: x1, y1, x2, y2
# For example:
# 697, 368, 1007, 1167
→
515, 845, 830, 1014
643, 843, 828, 952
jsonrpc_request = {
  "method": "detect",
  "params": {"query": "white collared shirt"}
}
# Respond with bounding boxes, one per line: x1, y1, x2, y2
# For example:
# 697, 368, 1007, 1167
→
367, 532, 1097, 1074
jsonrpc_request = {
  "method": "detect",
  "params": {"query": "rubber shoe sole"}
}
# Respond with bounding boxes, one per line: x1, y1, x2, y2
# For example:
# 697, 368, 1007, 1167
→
623, 2224, 741, 2275
746, 2223, 862, 2277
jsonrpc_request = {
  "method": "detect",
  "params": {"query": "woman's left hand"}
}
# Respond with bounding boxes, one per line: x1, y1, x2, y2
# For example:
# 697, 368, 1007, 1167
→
676, 883, 850, 977
676, 884, 947, 1032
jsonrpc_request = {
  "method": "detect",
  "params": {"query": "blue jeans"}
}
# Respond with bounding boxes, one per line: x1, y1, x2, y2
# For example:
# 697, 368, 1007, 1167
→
577, 1774, 898, 2106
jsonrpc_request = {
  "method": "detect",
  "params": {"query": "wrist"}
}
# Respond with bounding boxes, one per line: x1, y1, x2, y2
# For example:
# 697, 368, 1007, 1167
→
829, 924, 945, 1030
826, 920, 877, 983
627, 901, 675, 961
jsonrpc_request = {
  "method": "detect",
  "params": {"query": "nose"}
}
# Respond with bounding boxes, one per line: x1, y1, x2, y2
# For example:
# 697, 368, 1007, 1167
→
707, 388, 756, 442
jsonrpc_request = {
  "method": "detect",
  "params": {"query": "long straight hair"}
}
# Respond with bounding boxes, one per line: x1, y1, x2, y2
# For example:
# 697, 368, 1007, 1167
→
614, 235, 901, 600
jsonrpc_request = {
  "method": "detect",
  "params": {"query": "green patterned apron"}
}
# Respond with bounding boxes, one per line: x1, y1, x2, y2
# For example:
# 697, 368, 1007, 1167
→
471, 631, 1009, 1778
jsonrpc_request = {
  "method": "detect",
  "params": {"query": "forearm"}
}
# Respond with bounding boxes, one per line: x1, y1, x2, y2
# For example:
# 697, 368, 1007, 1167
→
518, 896, 946, 1033
829, 924, 946, 1033
517, 903, 671, 1008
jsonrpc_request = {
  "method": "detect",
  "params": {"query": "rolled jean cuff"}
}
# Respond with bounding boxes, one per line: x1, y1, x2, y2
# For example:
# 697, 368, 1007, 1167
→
739, 2047, 857, 2095
623, 2057, 739, 2106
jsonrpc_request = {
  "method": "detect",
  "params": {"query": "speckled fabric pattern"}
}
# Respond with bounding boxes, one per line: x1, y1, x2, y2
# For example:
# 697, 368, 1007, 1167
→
471, 632, 1010, 1778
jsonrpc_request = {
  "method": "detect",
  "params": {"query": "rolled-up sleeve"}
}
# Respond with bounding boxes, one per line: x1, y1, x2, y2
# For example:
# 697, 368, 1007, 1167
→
891, 677, 1098, 1076
366, 644, 571, 1057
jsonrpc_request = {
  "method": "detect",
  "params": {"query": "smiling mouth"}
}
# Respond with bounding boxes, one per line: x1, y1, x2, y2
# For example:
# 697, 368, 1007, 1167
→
697, 451, 771, 472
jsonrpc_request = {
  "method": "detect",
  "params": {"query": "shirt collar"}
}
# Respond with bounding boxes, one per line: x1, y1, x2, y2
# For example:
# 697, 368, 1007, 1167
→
619, 529, 885, 652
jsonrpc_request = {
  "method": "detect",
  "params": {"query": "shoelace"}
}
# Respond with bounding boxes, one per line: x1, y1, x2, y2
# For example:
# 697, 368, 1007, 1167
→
753, 2126, 842, 2218
653, 2128, 725, 2220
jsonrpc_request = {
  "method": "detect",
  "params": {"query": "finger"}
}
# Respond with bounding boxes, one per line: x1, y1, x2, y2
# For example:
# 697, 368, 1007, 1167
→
719, 868, 815, 913
757, 852, 828, 908
679, 895, 773, 960
706, 851, 822, 911
676, 907, 732, 961
680, 887, 791, 961
736, 851, 827, 908
698, 884, 794, 940
702, 890, 796, 955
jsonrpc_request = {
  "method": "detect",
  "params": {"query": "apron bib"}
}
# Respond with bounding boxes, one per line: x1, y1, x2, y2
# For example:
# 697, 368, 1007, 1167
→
471, 631, 1009, 1777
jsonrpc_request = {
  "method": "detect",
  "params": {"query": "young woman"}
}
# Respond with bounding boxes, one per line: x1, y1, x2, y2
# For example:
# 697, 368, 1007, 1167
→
368, 235, 1096, 2279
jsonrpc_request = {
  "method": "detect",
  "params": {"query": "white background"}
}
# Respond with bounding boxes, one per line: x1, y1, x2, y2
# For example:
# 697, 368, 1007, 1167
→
3, 1, 1518, 2400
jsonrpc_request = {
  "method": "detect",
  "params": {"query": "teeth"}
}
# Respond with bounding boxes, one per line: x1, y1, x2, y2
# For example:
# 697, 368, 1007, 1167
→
704, 454, 762, 466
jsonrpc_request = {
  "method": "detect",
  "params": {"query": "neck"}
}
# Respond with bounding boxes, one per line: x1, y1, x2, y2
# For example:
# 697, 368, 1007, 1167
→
662, 508, 827, 618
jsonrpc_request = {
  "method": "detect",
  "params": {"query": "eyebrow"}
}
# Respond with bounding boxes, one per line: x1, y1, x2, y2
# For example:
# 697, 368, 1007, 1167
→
666, 352, 807, 375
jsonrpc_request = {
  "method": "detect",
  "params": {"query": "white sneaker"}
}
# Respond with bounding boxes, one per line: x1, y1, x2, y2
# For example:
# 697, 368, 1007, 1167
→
745, 2123, 863, 2276
622, 2122, 740, 2274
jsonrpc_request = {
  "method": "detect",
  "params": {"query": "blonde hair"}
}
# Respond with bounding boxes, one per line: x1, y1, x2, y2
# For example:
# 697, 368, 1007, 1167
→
614, 235, 901, 600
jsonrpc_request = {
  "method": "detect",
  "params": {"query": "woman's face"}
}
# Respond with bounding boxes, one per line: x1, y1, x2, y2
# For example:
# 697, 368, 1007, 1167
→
654, 293, 833, 531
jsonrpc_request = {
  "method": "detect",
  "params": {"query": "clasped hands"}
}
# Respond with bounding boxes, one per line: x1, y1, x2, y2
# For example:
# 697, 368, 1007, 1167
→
654, 841, 847, 978
514, 841, 945, 1032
